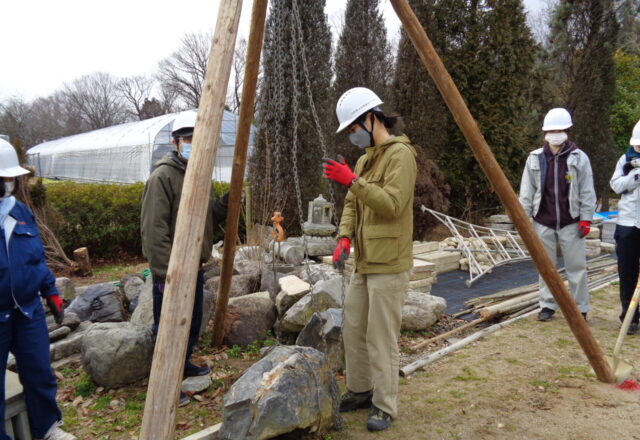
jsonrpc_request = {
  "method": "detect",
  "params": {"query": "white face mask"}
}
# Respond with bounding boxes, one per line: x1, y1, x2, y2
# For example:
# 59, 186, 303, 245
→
545, 132, 568, 147
1, 181, 14, 200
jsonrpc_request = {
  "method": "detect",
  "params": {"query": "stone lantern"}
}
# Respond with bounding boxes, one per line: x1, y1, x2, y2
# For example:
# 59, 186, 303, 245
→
303, 195, 336, 237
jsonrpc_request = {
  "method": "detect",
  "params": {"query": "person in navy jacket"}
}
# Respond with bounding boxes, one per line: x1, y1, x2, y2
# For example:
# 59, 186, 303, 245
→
0, 139, 76, 440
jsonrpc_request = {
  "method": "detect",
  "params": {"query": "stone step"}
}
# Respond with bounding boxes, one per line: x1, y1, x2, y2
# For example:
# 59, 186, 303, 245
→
412, 241, 440, 254
414, 251, 461, 265
434, 261, 461, 274
409, 278, 435, 289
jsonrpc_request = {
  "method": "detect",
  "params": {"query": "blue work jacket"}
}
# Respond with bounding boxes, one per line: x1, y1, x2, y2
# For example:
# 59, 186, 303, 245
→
0, 200, 57, 322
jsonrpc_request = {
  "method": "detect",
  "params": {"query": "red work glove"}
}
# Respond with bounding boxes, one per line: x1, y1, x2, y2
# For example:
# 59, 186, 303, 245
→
46, 294, 65, 325
323, 157, 356, 187
578, 221, 591, 238
333, 237, 351, 270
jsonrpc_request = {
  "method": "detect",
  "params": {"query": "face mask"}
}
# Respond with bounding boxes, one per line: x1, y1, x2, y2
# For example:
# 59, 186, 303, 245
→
349, 129, 371, 149
1, 181, 14, 200
180, 143, 191, 160
545, 132, 568, 146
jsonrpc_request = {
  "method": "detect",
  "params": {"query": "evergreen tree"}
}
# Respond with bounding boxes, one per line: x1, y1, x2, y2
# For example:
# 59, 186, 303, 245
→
394, 0, 538, 221
333, 0, 394, 168
547, 0, 619, 208
616, 0, 640, 53
248, 0, 332, 233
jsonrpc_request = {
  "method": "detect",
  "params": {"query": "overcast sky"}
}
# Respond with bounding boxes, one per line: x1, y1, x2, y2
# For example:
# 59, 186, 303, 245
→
0, 0, 544, 101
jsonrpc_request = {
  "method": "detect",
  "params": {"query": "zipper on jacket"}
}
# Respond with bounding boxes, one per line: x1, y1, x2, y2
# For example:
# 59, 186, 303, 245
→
4, 228, 26, 315
554, 155, 561, 230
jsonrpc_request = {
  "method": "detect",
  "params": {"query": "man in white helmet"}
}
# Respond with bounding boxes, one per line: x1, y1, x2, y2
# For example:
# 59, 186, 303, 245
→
323, 87, 417, 431
610, 120, 640, 334
519, 108, 596, 322
0, 139, 76, 440
140, 111, 229, 407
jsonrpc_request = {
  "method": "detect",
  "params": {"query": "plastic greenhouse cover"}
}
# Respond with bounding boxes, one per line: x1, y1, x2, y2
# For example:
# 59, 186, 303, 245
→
26, 110, 255, 184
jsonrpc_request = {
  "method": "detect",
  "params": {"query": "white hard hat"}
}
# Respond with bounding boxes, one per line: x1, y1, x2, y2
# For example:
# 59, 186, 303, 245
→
542, 108, 573, 131
171, 111, 197, 137
0, 139, 29, 178
630, 120, 640, 146
335, 87, 383, 133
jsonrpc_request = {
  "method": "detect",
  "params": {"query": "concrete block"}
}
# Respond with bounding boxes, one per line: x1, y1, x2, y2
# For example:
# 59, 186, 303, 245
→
412, 241, 440, 254
414, 251, 461, 265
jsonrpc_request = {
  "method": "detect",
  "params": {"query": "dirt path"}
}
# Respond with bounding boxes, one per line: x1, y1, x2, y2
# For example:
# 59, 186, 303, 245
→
336, 285, 640, 440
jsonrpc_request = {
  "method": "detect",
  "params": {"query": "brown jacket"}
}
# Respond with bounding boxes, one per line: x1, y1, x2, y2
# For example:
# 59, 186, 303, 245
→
338, 135, 417, 274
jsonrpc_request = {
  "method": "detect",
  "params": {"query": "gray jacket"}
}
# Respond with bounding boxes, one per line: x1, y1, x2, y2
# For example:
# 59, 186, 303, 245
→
610, 154, 640, 228
519, 146, 596, 223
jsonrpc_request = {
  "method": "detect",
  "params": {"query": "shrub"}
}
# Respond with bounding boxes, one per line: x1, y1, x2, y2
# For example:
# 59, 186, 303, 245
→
44, 180, 231, 259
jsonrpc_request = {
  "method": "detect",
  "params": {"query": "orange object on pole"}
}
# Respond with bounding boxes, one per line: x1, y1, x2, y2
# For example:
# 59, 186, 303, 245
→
211, 0, 269, 347
390, 0, 614, 383
271, 211, 285, 242
139, 1, 244, 438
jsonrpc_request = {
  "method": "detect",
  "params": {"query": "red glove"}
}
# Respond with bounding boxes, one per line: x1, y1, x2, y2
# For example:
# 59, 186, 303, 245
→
46, 294, 65, 325
323, 157, 356, 187
332, 237, 351, 270
578, 221, 591, 238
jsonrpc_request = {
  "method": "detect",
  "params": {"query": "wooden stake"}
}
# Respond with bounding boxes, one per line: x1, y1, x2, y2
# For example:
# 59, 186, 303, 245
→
139, 2, 243, 438
212, 0, 269, 347
390, 0, 614, 383
72, 247, 92, 276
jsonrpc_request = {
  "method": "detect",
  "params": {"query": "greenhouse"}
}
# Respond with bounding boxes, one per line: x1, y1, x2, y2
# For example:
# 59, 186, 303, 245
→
25, 110, 255, 184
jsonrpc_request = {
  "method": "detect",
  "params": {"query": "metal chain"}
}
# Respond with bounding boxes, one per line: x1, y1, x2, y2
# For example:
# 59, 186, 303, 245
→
291, 0, 340, 227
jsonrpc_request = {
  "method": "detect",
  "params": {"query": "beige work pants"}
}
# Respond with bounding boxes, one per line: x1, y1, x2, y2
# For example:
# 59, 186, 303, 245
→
343, 271, 409, 418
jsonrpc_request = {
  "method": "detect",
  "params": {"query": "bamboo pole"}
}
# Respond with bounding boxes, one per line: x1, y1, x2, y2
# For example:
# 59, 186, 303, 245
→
478, 292, 539, 318
139, 2, 243, 438
410, 315, 492, 352
212, 0, 268, 347
390, 0, 614, 383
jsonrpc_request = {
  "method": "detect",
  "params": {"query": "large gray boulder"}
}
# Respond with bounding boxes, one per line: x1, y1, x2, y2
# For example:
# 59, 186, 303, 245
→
130, 278, 153, 325
219, 346, 341, 440
81, 323, 154, 388
66, 283, 124, 322
296, 308, 343, 372
223, 292, 277, 347
280, 278, 344, 333
205, 274, 260, 300
120, 274, 145, 303
401, 291, 447, 331
275, 275, 311, 316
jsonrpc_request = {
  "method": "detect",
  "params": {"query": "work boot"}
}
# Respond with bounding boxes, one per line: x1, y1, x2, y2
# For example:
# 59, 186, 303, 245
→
628, 322, 639, 335
184, 361, 211, 378
179, 392, 190, 407
339, 389, 373, 412
366, 405, 392, 431
42, 421, 77, 440
538, 308, 555, 322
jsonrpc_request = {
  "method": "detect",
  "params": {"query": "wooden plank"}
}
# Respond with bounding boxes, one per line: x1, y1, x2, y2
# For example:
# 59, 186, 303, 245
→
139, 2, 244, 438
212, 0, 269, 347
179, 424, 221, 440
391, 0, 614, 383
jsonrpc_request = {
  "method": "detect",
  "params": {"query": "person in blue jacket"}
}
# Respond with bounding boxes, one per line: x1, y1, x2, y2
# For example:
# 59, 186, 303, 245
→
0, 139, 76, 440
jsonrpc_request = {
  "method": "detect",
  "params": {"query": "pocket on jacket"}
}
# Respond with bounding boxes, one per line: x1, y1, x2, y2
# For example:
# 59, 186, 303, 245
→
13, 226, 43, 264
364, 224, 400, 264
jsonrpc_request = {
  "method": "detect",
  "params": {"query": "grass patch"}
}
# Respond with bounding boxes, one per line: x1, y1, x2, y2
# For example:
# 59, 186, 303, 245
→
506, 357, 520, 364
453, 367, 486, 382
530, 379, 559, 393
555, 338, 572, 349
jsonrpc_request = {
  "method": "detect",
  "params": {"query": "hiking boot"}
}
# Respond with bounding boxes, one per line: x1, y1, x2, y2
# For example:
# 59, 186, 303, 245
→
628, 322, 639, 335
538, 308, 555, 322
42, 421, 77, 440
179, 392, 190, 407
366, 405, 392, 431
339, 389, 373, 412
184, 361, 211, 378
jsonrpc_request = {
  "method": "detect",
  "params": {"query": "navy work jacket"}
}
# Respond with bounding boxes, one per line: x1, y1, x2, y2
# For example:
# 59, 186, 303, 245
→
0, 201, 57, 322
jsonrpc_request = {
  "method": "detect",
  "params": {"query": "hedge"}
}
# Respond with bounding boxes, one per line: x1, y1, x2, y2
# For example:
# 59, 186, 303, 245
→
44, 180, 231, 259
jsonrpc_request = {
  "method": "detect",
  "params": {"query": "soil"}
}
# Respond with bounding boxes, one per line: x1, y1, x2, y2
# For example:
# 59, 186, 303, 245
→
335, 284, 640, 440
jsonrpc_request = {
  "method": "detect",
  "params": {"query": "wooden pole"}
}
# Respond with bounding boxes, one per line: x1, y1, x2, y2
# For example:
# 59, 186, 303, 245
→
390, 0, 614, 383
212, 0, 268, 347
139, 2, 243, 438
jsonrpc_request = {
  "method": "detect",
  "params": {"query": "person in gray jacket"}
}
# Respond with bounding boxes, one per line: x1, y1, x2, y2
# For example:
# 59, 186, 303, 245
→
519, 108, 596, 321
610, 120, 640, 335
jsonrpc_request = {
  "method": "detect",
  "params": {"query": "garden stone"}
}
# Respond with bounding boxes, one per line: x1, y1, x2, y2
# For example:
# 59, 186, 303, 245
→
182, 375, 213, 394
121, 274, 145, 303
55, 277, 77, 301
61, 311, 81, 330
296, 308, 343, 372
200, 288, 214, 337
401, 291, 447, 331
223, 292, 276, 347
205, 274, 259, 300
280, 278, 343, 333
66, 282, 124, 322
260, 268, 288, 300
299, 265, 337, 285
130, 278, 153, 325
275, 276, 311, 316
49, 326, 71, 342
81, 322, 154, 388
219, 345, 341, 440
